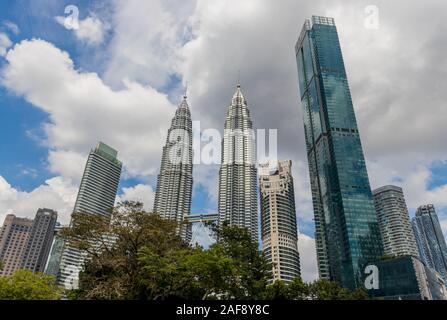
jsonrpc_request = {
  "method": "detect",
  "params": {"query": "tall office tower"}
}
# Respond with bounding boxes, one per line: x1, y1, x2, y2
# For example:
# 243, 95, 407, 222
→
154, 95, 193, 242
373, 186, 419, 258
57, 142, 122, 289
21, 208, 58, 273
218, 84, 258, 242
259, 160, 301, 283
372, 255, 447, 300
0, 215, 33, 276
295, 16, 383, 289
44, 223, 65, 277
412, 204, 447, 280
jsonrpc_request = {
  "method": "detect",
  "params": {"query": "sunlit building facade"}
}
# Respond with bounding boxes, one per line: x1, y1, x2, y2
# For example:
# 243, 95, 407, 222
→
57, 142, 122, 289
154, 95, 193, 242
218, 84, 258, 242
0, 215, 33, 276
372, 185, 419, 258
260, 160, 301, 283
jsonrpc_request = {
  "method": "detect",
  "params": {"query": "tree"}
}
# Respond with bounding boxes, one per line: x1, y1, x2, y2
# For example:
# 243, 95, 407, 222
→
138, 221, 271, 300
261, 280, 289, 300
0, 270, 61, 300
61, 201, 187, 299
287, 277, 310, 300
262, 277, 368, 300
137, 246, 234, 300
205, 222, 272, 299
62, 202, 271, 300
62, 201, 368, 300
350, 288, 370, 300
308, 279, 368, 300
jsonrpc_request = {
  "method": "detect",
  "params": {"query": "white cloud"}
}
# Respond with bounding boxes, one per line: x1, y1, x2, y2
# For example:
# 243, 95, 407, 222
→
3, 21, 20, 35
0, 32, 12, 56
292, 160, 313, 224
441, 220, 447, 237
56, 15, 107, 46
368, 157, 447, 239
19, 167, 38, 179
368, 158, 447, 212
298, 233, 318, 283
48, 149, 87, 184
192, 164, 219, 205
191, 223, 215, 249
117, 184, 155, 211
0, 175, 77, 226
180, 0, 447, 191
1, 38, 175, 181
75, 16, 107, 45
102, 0, 195, 89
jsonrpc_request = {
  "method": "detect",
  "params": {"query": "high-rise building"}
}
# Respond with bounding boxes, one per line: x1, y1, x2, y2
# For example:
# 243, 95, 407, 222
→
372, 185, 419, 258
0, 215, 33, 276
44, 223, 65, 277
412, 204, 447, 280
57, 142, 122, 289
72, 142, 123, 218
218, 84, 258, 242
21, 208, 58, 273
372, 255, 447, 300
259, 160, 301, 283
295, 16, 383, 289
154, 95, 193, 242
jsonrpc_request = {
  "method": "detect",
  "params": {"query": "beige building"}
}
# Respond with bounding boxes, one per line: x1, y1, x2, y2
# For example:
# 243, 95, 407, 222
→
259, 160, 301, 283
372, 185, 420, 258
0, 214, 33, 276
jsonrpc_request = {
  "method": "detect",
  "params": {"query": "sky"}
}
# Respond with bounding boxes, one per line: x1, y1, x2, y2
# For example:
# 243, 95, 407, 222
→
0, 0, 447, 282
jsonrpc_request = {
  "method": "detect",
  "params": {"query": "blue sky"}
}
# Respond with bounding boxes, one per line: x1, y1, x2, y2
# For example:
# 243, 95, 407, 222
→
0, 0, 93, 193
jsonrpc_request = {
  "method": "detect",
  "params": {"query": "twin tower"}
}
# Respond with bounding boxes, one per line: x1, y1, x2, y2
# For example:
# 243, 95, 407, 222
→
153, 85, 259, 243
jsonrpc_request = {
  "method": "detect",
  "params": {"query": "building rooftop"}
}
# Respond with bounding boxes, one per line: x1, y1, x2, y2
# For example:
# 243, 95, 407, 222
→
295, 15, 336, 54
372, 185, 404, 195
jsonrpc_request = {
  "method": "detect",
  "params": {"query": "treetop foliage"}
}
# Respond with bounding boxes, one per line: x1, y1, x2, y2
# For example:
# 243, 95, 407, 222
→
60, 201, 368, 300
0, 270, 61, 300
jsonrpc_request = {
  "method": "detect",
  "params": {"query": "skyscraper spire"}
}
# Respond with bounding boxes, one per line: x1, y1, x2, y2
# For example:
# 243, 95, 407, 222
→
218, 84, 258, 242
154, 95, 193, 242
237, 70, 241, 87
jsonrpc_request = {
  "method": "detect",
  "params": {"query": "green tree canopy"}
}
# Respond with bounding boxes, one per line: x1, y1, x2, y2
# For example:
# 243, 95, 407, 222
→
61, 201, 187, 299
308, 279, 367, 300
0, 270, 61, 300
61, 201, 368, 300
262, 278, 368, 300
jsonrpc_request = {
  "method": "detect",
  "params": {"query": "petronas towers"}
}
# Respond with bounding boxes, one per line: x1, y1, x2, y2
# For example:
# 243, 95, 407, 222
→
154, 84, 259, 243
154, 94, 193, 242
218, 84, 258, 242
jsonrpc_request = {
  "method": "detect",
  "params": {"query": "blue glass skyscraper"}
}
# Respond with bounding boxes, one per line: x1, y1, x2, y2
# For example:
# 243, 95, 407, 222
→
295, 16, 383, 289
412, 204, 447, 281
